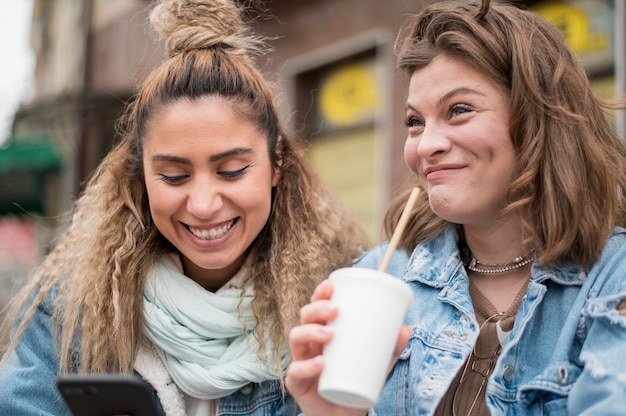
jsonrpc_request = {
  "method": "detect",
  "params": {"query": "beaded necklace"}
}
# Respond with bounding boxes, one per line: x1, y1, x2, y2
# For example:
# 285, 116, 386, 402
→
466, 251, 534, 274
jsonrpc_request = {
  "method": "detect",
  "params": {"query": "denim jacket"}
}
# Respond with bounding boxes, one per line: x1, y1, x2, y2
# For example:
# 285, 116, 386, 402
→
0, 290, 298, 416
354, 225, 626, 416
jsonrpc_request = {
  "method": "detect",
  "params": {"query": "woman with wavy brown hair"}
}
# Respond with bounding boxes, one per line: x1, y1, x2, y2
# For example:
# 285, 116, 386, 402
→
0, 0, 368, 414
287, 1, 626, 415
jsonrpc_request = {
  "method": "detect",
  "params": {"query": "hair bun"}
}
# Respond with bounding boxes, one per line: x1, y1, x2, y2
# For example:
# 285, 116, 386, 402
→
149, 0, 261, 59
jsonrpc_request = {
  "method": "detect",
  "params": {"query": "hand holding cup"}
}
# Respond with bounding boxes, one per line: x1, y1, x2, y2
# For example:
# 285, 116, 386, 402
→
286, 188, 419, 414
286, 278, 411, 416
317, 267, 412, 408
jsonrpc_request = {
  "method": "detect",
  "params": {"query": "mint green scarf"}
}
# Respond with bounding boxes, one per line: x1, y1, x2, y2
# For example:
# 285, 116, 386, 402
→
143, 254, 288, 399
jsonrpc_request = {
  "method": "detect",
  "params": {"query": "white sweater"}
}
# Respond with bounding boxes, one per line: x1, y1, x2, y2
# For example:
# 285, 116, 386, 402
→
134, 339, 188, 416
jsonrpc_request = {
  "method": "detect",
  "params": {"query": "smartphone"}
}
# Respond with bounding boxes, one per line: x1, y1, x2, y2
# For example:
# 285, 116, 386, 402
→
56, 373, 165, 416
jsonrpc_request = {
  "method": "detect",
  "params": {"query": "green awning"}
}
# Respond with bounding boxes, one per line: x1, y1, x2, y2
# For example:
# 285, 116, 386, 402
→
0, 132, 63, 215
0, 132, 63, 175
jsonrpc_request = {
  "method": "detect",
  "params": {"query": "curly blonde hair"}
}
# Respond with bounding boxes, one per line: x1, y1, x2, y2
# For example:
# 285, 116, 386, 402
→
385, 0, 626, 269
1, 0, 368, 378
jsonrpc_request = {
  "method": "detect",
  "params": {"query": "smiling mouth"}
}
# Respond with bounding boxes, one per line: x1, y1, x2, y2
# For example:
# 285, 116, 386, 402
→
425, 165, 465, 178
187, 219, 237, 240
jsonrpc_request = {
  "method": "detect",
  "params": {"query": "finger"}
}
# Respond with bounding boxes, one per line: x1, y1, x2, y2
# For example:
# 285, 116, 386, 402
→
289, 324, 333, 360
385, 325, 412, 379
285, 355, 324, 396
300, 299, 339, 325
394, 325, 412, 356
311, 278, 334, 302
287, 355, 324, 380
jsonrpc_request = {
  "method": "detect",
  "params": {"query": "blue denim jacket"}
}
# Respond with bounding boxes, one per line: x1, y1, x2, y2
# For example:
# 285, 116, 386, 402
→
354, 226, 626, 416
0, 290, 298, 416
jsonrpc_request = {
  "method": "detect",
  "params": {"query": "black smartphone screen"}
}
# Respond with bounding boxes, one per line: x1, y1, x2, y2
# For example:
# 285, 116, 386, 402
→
56, 374, 165, 416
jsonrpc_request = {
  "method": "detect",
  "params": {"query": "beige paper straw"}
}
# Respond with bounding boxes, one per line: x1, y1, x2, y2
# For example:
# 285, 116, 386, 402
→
378, 187, 420, 272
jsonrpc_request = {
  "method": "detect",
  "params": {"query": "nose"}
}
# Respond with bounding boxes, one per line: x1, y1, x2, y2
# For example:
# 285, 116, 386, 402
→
186, 177, 223, 219
417, 122, 452, 159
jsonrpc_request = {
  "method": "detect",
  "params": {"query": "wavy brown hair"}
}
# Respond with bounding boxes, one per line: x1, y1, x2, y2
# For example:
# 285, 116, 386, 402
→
0, 0, 368, 378
385, 0, 626, 269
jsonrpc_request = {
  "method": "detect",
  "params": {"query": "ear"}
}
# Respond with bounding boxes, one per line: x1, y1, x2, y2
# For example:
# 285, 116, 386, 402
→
271, 136, 283, 187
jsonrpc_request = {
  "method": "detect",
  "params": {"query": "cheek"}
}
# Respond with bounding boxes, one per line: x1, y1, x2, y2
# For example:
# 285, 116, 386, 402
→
248, 184, 273, 218
403, 138, 420, 176
230, 175, 274, 216
146, 189, 164, 223
145, 183, 178, 220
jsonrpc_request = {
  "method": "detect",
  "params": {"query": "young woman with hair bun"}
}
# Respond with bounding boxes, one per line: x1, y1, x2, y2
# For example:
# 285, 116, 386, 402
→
0, 1, 368, 414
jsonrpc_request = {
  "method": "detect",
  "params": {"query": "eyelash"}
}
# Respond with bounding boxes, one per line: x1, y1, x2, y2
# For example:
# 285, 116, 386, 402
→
404, 104, 473, 128
450, 104, 472, 117
158, 164, 251, 184
404, 116, 422, 128
219, 164, 251, 180
159, 174, 188, 184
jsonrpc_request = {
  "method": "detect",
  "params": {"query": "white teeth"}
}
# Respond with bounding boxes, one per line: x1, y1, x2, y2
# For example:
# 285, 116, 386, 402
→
189, 220, 234, 240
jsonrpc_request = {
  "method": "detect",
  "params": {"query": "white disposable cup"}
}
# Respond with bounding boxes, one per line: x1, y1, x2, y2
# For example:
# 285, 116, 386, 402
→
318, 266, 412, 409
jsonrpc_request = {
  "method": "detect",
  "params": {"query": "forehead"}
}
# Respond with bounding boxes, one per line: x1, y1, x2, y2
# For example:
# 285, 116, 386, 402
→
409, 55, 496, 94
406, 55, 510, 110
142, 95, 267, 155
152, 95, 243, 125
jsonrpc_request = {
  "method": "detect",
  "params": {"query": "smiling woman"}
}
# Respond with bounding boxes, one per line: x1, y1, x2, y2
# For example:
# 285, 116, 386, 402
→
403, 55, 515, 228
0, 0, 369, 415
285, 1, 626, 415
143, 95, 281, 291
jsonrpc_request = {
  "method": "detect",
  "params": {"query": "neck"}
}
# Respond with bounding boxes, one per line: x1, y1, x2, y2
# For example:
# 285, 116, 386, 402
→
466, 250, 534, 274
461, 221, 526, 266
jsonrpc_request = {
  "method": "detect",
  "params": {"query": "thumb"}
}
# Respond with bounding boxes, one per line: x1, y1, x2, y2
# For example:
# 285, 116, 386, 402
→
386, 325, 411, 378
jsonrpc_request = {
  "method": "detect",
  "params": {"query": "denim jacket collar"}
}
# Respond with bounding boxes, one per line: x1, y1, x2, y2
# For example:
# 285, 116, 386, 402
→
404, 225, 586, 289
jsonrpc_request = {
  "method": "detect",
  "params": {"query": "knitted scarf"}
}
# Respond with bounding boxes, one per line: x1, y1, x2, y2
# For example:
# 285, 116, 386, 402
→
142, 253, 288, 399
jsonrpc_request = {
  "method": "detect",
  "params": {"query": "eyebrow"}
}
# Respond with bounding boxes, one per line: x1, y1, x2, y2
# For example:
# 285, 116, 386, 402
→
405, 87, 485, 111
151, 147, 254, 164
439, 87, 485, 104
210, 147, 254, 162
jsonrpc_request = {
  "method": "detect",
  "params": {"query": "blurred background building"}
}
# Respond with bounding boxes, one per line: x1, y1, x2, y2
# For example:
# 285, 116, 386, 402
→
0, 0, 624, 309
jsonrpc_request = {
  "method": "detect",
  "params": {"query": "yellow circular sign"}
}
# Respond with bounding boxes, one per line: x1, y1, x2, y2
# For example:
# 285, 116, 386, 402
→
318, 63, 377, 128
533, 3, 608, 54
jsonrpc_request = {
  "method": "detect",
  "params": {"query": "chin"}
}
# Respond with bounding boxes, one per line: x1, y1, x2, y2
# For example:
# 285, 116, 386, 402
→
430, 205, 466, 225
429, 193, 452, 214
